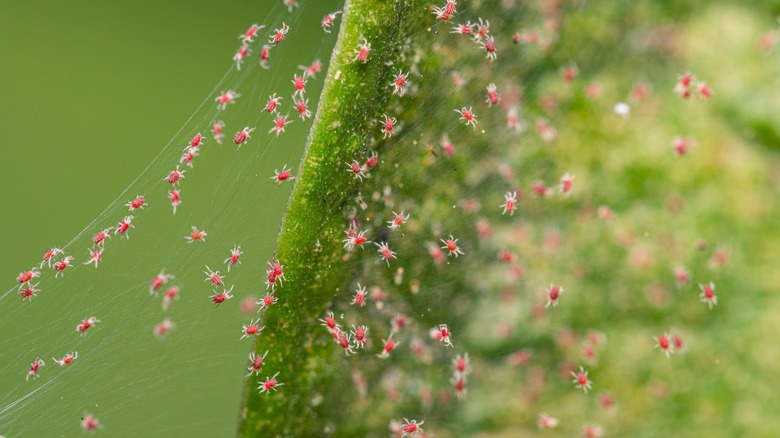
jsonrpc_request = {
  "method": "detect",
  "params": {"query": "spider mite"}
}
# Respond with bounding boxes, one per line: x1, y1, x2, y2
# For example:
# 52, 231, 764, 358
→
346, 160, 367, 181
150, 269, 173, 294
322, 10, 341, 32
401, 418, 424, 436
239, 23, 264, 44
154, 318, 175, 338
381, 114, 396, 138
375, 242, 397, 265
451, 21, 474, 36
283, 0, 298, 12
233, 44, 250, 70
126, 195, 146, 211
76, 316, 100, 336
452, 375, 467, 399
392, 313, 408, 333
391, 70, 409, 94
562, 65, 578, 83
264, 94, 283, 112
83, 248, 103, 268
475, 18, 490, 40
259, 45, 271, 69
233, 127, 255, 148
212, 120, 225, 144
355, 37, 370, 63
343, 229, 369, 250
351, 283, 367, 307
319, 311, 340, 331
572, 366, 592, 393
259, 372, 282, 394
364, 151, 379, 170
81, 413, 100, 431
19, 282, 40, 301
560, 173, 574, 194
441, 235, 464, 257
168, 190, 181, 214
165, 165, 185, 186
241, 318, 264, 340
537, 413, 559, 429
672, 136, 693, 156
582, 425, 604, 438
53, 352, 78, 367
115, 215, 135, 238
162, 286, 180, 311
54, 256, 74, 277
333, 328, 355, 355
501, 191, 517, 215
697, 82, 713, 99
432, 0, 456, 21
41, 247, 63, 268
269, 113, 292, 136
210, 285, 234, 305
388, 211, 410, 230
455, 107, 478, 128
246, 350, 268, 376
257, 292, 278, 310
300, 59, 322, 78
180, 146, 199, 167
453, 353, 470, 376
377, 335, 397, 359
545, 284, 563, 307
269, 164, 295, 184
216, 90, 240, 110
17, 267, 40, 285
655, 332, 674, 357
269, 22, 290, 45
292, 74, 307, 98
441, 134, 455, 156
204, 265, 224, 286
532, 182, 550, 197
185, 226, 207, 243
294, 96, 311, 120
486, 83, 500, 106
224, 244, 242, 271
430, 323, 454, 347
351, 325, 368, 348
671, 333, 687, 353
26, 357, 45, 381
699, 282, 718, 309
481, 36, 497, 61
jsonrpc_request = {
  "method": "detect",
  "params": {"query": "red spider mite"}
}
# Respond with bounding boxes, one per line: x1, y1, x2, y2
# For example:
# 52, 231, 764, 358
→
168, 190, 181, 214
257, 292, 278, 309
162, 286, 180, 311
247, 350, 268, 376
655, 332, 674, 357
481, 36, 497, 61
453, 375, 467, 399
319, 311, 339, 331
212, 120, 225, 144
259, 45, 271, 69
83, 248, 103, 268
181, 147, 199, 168
455, 107, 478, 128
233, 44, 250, 70
441, 134, 455, 156
346, 160, 366, 181
501, 191, 517, 215
81, 414, 100, 431
154, 318, 175, 338
270, 165, 293, 183
224, 244, 242, 271
41, 247, 63, 268
269, 114, 292, 136
376, 242, 397, 265
17, 268, 40, 284
126, 195, 146, 211
699, 282, 718, 309
267, 260, 284, 286
283, 0, 298, 12
185, 226, 207, 243
433, 0, 455, 21
560, 173, 574, 194
204, 265, 224, 286
697, 82, 713, 99
364, 151, 379, 169
239, 23, 264, 44
401, 418, 424, 436
451, 21, 474, 36
537, 413, 559, 429
54, 256, 74, 277
388, 211, 410, 230
165, 165, 185, 186
26, 357, 45, 381
532, 181, 549, 197
673, 137, 693, 156
150, 269, 173, 294
475, 18, 490, 40
351, 283, 367, 307
322, 11, 342, 33
355, 37, 370, 63
259, 372, 282, 394
294, 96, 311, 120
392, 313, 408, 332
92, 228, 112, 247
486, 83, 500, 106
210, 285, 234, 305
351, 325, 368, 348
391, 70, 408, 94
377, 335, 397, 359
453, 353, 469, 376
381, 114, 396, 138
572, 366, 592, 392
76, 316, 100, 335
19, 282, 39, 301
302, 59, 322, 78
545, 284, 563, 307
265, 94, 283, 112
292, 74, 307, 98
441, 235, 464, 257
431, 323, 454, 347
189, 132, 205, 149
241, 318, 264, 340
216, 90, 240, 110
233, 127, 255, 148
53, 352, 78, 366
115, 215, 135, 238
269, 22, 289, 44
343, 229, 369, 250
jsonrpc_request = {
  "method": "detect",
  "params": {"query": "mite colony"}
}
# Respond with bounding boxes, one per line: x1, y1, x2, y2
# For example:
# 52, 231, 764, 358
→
10, 0, 724, 435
